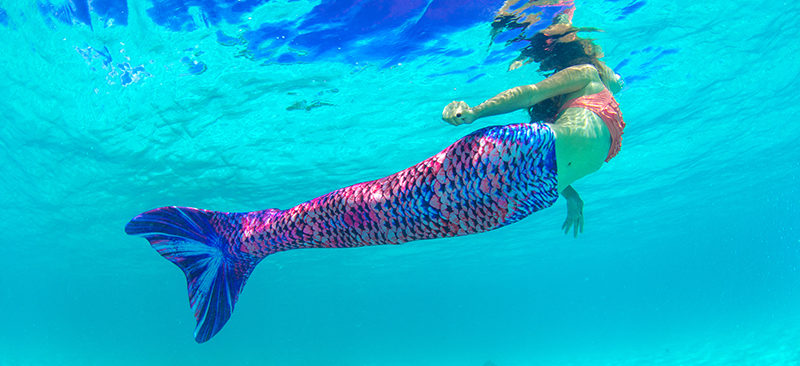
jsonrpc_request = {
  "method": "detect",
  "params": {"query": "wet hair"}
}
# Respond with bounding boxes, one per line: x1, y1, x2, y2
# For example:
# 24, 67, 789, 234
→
517, 24, 605, 122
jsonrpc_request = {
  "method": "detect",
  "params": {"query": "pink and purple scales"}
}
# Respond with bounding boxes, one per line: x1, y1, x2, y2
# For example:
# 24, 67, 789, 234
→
125, 122, 558, 343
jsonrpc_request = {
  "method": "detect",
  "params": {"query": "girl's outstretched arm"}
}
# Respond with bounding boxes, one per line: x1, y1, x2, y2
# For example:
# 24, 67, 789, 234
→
442, 64, 597, 126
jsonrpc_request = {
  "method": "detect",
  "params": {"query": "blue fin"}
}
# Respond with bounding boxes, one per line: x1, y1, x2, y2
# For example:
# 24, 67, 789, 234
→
125, 206, 255, 343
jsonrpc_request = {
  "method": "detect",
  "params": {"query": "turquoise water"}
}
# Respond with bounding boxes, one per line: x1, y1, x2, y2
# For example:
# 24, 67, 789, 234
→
1, 0, 799, 364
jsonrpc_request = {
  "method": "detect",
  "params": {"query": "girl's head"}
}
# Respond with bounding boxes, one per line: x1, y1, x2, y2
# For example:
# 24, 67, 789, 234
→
520, 23, 622, 121
521, 23, 604, 75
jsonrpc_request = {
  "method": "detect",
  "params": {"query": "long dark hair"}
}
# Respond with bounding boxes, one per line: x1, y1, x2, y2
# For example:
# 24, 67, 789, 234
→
515, 24, 605, 122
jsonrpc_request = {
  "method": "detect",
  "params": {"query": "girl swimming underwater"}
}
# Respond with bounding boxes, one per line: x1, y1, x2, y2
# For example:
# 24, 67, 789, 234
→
125, 18, 625, 343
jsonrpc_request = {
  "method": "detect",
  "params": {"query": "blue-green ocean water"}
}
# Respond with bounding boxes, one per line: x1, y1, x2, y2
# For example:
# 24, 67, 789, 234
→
1, 0, 799, 365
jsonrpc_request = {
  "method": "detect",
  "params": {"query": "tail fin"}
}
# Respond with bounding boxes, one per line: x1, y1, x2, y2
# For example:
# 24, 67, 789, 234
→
125, 206, 257, 343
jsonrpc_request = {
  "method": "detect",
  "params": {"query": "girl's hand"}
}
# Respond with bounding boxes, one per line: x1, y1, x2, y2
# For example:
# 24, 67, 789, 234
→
442, 101, 476, 126
562, 196, 584, 238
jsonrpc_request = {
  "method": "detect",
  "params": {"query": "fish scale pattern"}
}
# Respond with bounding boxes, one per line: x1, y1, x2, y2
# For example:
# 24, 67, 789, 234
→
235, 123, 559, 259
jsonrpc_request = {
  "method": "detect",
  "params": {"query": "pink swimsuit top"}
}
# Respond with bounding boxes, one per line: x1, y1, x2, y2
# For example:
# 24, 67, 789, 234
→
557, 89, 625, 162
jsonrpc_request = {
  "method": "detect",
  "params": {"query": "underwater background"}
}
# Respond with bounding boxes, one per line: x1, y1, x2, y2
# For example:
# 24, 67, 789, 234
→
1, 0, 799, 365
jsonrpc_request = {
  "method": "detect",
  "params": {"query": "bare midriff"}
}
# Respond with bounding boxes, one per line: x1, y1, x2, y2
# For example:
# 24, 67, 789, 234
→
549, 104, 612, 193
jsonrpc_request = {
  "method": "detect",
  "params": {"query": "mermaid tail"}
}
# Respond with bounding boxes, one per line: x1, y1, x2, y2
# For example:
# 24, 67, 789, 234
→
125, 122, 558, 342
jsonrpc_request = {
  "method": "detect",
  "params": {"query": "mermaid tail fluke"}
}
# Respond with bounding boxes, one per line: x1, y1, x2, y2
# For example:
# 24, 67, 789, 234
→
124, 206, 273, 343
